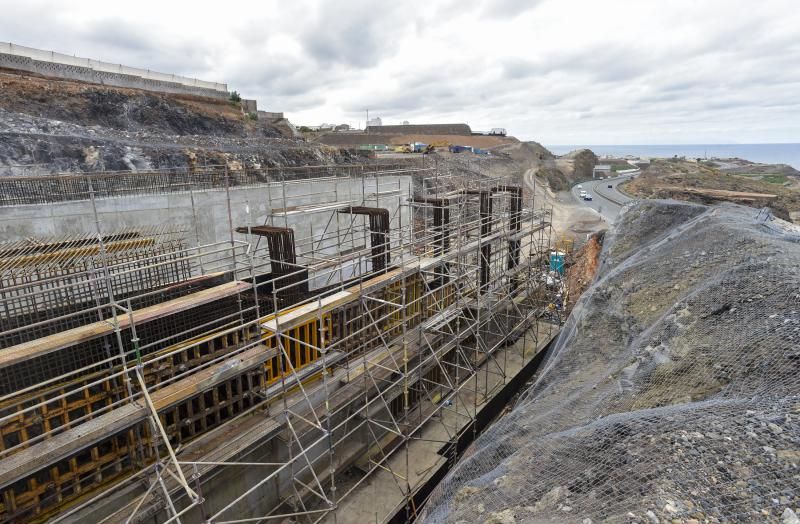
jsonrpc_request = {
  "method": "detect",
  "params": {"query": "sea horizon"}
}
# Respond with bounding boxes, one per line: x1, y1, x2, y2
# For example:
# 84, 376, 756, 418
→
545, 143, 800, 169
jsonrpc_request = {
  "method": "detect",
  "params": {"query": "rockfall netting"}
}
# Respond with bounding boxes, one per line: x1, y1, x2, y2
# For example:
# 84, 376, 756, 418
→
421, 200, 800, 523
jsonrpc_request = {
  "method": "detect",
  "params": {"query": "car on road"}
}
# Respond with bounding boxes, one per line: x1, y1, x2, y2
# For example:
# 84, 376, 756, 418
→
583, 194, 593, 201
577, 184, 583, 188
608, 184, 613, 188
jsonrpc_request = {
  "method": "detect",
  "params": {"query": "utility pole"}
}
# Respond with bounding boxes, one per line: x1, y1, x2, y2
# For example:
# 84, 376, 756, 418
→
366, 108, 369, 134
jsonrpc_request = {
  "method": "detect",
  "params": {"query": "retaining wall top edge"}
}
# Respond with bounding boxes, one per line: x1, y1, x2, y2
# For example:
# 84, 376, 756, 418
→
0, 42, 227, 93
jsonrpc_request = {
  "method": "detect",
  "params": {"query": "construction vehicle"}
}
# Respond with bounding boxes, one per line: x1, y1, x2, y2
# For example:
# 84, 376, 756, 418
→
394, 143, 435, 154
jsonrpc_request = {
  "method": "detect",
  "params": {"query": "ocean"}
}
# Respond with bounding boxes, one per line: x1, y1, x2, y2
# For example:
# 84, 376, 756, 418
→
545, 144, 800, 169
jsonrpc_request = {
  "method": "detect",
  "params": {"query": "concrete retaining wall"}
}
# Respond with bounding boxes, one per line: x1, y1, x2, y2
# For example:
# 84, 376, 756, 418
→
0, 176, 412, 263
366, 123, 472, 136
0, 43, 229, 99
258, 111, 285, 120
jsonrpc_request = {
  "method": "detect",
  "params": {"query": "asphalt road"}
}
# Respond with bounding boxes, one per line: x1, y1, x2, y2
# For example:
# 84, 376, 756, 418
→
571, 172, 638, 222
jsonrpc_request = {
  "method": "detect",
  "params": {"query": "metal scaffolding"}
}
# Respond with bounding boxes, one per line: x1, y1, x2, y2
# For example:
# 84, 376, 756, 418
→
0, 162, 560, 523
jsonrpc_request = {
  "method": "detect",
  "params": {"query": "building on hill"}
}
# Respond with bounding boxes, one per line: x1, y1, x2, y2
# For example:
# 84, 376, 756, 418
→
366, 117, 383, 127
307, 123, 335, 131
366, 123, 472, 136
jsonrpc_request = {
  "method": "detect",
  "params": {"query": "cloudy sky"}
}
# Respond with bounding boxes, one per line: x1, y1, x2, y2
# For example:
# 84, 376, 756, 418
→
1, 0, 798, 144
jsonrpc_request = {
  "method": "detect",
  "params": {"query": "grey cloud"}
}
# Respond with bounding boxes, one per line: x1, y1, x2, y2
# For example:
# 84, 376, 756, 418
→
229, 60, 318, 97
559, 47, 650, 84
80, 20, 214, 76
636, 91, 686, 105
0, 0, 798, 144
299, 1, 409, 69
0, 8, 216, 78
343, 84, 460, 114
0, 4, 77, 52
660, 81, 698, 93
341, 57, 492, 116
502, 58, 541, 79
272, 94, 327, 112
499, 44, 649, 84
84, 18, 154, 53
482, 0, 543, 18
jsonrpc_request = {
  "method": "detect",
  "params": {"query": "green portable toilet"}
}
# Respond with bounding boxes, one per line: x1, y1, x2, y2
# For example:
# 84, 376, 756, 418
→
550, 251, 565, 274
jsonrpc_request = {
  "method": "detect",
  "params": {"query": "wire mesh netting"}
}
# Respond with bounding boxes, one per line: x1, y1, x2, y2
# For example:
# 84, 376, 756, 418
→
421, 200, 800, 523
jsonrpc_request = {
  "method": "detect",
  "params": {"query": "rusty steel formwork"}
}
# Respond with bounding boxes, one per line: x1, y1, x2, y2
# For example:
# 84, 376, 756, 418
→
338, 206, 391, 273
0, 165, 559, 524
408, 196, 451, 257
236, 225, 309, 309
464, 190, 493, 293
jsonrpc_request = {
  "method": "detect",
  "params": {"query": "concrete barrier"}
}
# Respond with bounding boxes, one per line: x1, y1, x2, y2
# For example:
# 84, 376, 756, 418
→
0, 42, 229, 99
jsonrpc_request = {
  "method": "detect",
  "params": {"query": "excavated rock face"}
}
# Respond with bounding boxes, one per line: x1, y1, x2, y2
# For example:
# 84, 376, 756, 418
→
423, 200, 800, 524
0, 73, 352, 173
571, 148, 599, 180
536, 166, 570, 192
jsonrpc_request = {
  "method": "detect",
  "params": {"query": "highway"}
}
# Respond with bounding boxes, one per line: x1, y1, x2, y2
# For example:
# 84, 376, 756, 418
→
570, 170, 639, 222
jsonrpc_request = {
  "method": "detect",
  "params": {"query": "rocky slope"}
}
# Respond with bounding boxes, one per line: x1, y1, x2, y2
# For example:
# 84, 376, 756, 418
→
563, 148, 599, 181
422, 200, 800, 523
502, 145, 598, 192
488, 140, 577, 191
625, 159, 800, 222
0, 70, 352, 174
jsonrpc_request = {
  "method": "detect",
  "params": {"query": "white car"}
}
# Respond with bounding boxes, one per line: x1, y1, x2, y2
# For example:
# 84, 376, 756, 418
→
579, 190, 587, 197
577, 184, 583, 189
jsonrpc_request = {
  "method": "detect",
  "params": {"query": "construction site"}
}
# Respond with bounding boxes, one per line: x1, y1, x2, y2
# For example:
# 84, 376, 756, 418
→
0, 162, 563, 523
3, 33, 799, 524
